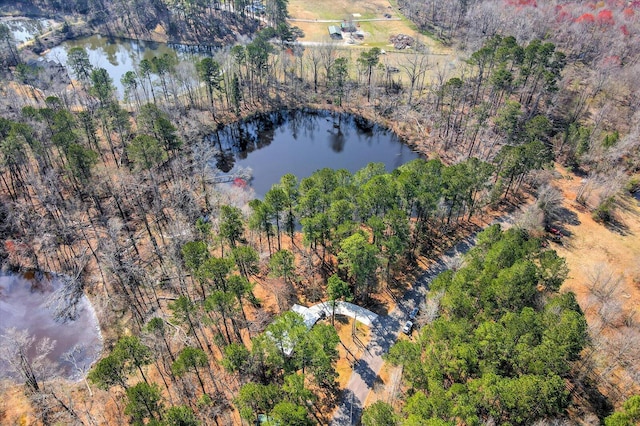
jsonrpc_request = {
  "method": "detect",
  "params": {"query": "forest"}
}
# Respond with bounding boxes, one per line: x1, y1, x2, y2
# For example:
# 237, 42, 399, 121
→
1, 0, 639, 424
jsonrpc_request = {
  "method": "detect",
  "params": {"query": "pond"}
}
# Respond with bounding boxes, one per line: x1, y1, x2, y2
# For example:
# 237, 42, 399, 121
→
44, 34, 197, 99
0, 16, 56, 45
0, 272, 103, 381
208, 110, 421, 197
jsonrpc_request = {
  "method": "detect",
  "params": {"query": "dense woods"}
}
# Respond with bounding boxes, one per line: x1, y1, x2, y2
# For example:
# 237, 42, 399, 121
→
377, 225, 587, 425
1, 0, 639, 423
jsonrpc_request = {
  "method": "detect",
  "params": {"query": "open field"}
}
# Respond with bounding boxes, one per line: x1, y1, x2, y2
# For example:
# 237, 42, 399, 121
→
287, 0, 449, 54
288, 0, 394, 22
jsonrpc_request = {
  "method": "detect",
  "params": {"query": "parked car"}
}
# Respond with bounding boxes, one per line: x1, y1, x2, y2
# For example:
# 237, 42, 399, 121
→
409, 307, 419, 320
402, 320, 413, 335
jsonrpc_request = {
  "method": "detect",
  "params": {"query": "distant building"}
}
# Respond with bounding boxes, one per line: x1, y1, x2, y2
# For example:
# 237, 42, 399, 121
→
328, 25, 343, 39
341, 20, 357, 33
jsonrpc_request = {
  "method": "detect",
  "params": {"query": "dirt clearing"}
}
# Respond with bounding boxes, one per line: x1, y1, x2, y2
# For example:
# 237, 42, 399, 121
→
552, 165, 640, 406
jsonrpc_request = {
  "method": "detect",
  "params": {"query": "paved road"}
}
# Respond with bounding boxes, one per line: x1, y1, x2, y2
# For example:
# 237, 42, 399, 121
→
329, 223, 507, 425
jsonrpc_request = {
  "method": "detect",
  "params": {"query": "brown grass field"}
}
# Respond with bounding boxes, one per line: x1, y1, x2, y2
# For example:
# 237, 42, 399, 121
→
287, 0, 450, 54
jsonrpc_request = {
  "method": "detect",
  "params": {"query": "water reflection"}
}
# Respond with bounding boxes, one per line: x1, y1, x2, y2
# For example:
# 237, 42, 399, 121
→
0, 272, 103, 381
0, 17, 55, 44
45, 34, 204, 99
208, 110, 421, 197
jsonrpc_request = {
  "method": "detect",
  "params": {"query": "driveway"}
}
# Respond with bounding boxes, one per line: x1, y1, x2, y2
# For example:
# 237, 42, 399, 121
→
330, 228, 490, 425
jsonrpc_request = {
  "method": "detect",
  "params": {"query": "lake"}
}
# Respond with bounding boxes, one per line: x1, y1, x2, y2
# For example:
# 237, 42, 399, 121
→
209, 110, 421, 197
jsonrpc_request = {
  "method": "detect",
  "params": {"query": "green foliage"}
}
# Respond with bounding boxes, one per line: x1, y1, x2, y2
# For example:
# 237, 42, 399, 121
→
261, 311, 307, 369
137, 103, 182, 152
114, 335, 153, 374
125, 382, 164, 425
494, 100, 522, 141
181, 241, 210, 273
88, 335, 153, 390
387, 226, 586, 425
592, 197, 615, 223
67, 47, 93, 82
234, 382, 281, 421
66, 143, 98, 182
362, 401, 398, 426
232, 246, 259, 278
269, 401, 313, 426
327, 274, 352, 303
524, 115, 551, 142
88, 350, 128, 390
172, 347, 208, 377
602, 130, 620, 149
127, 134, 167, 170
219, 205, 245, 248
282, 373, 315, 405
90, 67, 116, 105
605, 395, 640, 426
198, 256, 234, 290
299, 323, 340, 388
221, 343, 251, 374
163, 405, 199, 426
269, 249, 296, 283
196, 58, 222, 106
330, 57, 349, 105
338, 232, 379, 297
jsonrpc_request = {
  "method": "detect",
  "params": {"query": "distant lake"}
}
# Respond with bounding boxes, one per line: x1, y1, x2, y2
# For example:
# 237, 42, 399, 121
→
208, 110, 421, 197
44, 34, 209, 99
0, 16, 56, 44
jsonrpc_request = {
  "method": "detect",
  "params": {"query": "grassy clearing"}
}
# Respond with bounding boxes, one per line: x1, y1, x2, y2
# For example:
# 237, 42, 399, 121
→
288, 0, 422, 46
288, 0, 389, 21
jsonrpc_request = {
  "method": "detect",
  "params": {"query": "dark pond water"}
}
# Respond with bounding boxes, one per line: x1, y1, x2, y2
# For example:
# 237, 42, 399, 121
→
208, 110, 421, 197
0, 272, 103, 381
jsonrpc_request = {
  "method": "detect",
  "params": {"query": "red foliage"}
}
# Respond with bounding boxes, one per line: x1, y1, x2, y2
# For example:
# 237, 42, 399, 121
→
620, 24, 630, 35
576, 13, 596, 23
506, 0, 537, 7
597, 9, 615, 25
557, 10, 572, 22
602, 55, 621, 66
623, 7, 636, 18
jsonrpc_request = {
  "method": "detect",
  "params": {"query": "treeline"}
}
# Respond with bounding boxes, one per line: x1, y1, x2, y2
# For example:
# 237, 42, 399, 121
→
370, 225, 588, 425
421, 34, 564, 163
2, 0, 637, 421
0, 0, 269, 44
0, 26, 564, 422
399, 0, 640, 173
